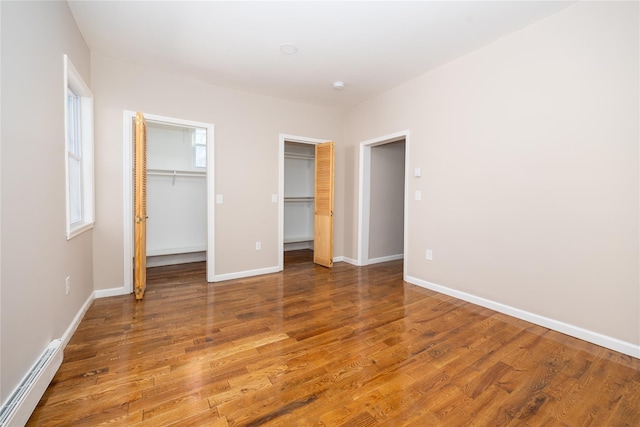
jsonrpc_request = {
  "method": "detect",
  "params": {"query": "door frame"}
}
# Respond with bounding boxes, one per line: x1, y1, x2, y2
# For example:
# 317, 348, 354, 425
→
357, 130, 410, 276
123, 111, 216, 291
278, 134, 331, 271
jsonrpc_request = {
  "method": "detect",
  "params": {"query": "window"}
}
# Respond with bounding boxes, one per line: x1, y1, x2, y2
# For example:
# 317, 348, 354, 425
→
193, 127, 207, 168
64, 55, 94, 239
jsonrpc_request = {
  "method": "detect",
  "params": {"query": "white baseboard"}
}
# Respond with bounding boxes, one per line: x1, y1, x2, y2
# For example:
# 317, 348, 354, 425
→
0, 340, 63, 427
147, 252, 206, 267
94, 286, 129, 298
0, 291, 95, 426
367, 254, 404, 265
336, 255, 359, 265
284, 242, 314, 251
213, 266, 280, 282
405, 275, 640, 359
61, 292, 95, 348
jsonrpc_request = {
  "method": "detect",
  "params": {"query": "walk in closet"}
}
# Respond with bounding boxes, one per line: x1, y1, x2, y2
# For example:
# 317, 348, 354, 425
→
284, 141, 315, 251
146, 122, 207, 267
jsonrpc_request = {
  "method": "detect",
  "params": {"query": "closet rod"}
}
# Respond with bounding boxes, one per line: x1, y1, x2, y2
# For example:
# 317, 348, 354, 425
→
147, 169, 205, 186
284, 153, 315, 160
284, 196, 314, 202
147, 169, 206, 177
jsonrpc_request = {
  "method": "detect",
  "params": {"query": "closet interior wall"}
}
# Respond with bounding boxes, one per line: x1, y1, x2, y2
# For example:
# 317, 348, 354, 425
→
146, 122, 207, 267
284, 141, 315, 251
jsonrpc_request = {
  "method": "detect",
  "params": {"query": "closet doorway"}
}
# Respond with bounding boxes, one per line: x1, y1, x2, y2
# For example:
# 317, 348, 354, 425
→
283, 141, 315, 252
358, 131, 409, 276
278, 134, 333, 270
123, 112, 215, 296
145, 121, 207, 267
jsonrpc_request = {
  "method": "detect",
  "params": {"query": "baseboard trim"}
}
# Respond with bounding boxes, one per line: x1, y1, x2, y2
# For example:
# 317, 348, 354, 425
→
405, 275, 640, 359
146, 252, 206, 268
367, 254, 404, 265
337, 256, 359, 266
61, 292, 95, 348
0, 340, 62, 427
213, 266, 280, 282
95, 286, 129, 298
1, 290, 96, 426
284, 242, 314, 251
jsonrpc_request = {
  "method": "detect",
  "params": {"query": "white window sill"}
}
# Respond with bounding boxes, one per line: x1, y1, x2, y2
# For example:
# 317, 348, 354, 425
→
66, 222, 94, 240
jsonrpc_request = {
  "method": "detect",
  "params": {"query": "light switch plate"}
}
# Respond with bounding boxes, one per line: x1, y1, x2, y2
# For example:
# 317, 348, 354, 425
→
216, 194, 223, 204
414, 167, 422, 177
415, 190, 422, 201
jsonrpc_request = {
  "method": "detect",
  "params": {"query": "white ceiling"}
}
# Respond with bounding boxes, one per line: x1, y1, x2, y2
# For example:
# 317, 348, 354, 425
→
68, 1, 572, 109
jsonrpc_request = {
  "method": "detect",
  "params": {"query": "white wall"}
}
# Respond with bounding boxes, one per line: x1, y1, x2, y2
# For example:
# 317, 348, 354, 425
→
91, 54, 345, 290
343, 2, 639, 349
147, 124, 203, 173
0, 0, 93, 403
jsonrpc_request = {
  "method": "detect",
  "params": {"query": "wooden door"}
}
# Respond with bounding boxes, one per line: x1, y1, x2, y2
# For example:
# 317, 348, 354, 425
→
314, 141, 335, 267
134, 112, 148, 300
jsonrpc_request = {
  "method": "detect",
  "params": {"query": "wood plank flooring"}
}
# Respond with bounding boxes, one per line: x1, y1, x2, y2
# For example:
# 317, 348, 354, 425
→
28, 250, 640, 426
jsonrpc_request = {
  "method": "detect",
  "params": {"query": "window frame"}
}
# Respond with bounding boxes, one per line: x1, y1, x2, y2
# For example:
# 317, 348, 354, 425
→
64, 54, 94, 240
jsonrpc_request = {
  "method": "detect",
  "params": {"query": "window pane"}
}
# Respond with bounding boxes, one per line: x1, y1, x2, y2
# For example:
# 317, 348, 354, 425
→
69, 157, 82, 224
67, 89, 81, 157
194, 145, 206, 168
194, 128, 206, 145
65, 55, 94, 239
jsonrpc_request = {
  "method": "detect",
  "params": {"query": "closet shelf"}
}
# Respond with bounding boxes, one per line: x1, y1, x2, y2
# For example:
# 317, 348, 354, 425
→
284, 196, 314, 202
284, 152, 315, 160
284, 236, 314, 244
147, 168, 206, 177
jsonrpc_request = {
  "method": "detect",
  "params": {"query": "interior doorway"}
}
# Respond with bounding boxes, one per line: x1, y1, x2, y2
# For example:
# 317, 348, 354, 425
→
145, 121, 208, 268
358, 131, 410, 275
278, 134, 331, 270
123, 112, 215, 293
283, 140, 315, 253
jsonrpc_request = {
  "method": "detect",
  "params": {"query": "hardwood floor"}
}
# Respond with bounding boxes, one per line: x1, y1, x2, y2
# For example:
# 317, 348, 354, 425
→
28, 250, 640, 426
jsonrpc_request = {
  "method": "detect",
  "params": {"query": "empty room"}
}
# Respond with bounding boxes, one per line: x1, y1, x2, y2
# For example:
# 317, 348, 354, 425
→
1, 1, 638, 426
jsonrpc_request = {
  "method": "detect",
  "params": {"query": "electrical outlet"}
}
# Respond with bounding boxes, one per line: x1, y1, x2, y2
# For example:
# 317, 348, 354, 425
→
256, 242, 261, 250
426, 249, 433, 261
65, 276, 71, 295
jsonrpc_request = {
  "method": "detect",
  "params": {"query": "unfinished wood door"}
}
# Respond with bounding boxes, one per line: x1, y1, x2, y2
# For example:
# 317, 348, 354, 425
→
314, 141, 334, 267
134, 112, 147, 300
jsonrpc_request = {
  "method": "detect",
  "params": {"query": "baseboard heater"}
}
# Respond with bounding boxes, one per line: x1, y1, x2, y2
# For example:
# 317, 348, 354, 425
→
0, 339, 62, 427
